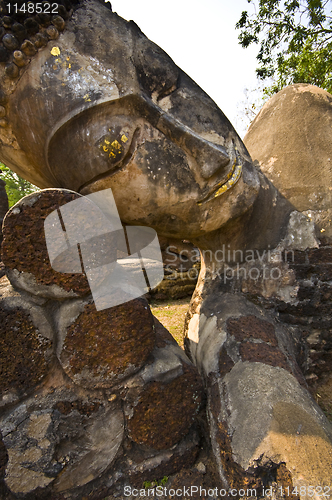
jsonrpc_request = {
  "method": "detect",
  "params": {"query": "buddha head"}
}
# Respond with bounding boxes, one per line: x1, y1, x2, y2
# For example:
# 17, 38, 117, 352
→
0, 0, 260, 239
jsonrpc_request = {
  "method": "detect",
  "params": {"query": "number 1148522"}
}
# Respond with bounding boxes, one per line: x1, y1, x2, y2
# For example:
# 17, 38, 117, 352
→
279, 486, 330, 498
6, 3, 59, 14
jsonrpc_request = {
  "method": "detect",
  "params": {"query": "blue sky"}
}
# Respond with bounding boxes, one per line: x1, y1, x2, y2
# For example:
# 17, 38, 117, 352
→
109, 0, 260, 137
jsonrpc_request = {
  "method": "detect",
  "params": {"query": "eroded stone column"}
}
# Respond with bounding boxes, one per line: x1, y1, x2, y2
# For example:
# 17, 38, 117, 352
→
185, 291, 332, 493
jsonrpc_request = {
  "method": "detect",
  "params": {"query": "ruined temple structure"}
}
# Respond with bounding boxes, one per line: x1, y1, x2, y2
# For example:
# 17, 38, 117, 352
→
243, 84, 332, 398
0, 0, 331, 497
152, 237, 200, 300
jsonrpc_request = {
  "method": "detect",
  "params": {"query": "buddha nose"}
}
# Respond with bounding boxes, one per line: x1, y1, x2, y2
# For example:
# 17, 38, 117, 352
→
139, 95, 231, 180
156, 112, 230, 180
182, 133, 230, 179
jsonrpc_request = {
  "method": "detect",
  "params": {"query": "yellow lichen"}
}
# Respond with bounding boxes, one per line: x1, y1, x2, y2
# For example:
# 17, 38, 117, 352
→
50, 46, 60, 56
111, 140, 121, 150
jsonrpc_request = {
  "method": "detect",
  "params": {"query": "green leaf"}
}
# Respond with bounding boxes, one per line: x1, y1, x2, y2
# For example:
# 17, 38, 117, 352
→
236, 0, 332, 95
0, 164, 39, 207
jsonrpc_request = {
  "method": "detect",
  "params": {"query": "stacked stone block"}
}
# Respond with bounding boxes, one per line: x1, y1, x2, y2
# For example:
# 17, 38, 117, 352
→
281, 244, 332, 389
0, 189, 203, 499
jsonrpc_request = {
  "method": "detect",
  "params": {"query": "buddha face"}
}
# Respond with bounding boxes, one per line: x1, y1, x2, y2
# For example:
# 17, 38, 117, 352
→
0, 0, 260, 239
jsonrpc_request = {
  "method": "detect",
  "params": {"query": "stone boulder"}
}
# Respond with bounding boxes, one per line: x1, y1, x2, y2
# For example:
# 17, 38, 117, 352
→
244, 84, 332, 240
1, 189, 91, 298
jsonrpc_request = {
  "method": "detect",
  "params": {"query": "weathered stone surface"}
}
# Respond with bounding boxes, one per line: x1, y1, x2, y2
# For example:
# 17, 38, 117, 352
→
0, 385, 124, 496
118, 467, 208, 500
308, 246, 332, 264
239, 341, 289, 368
2, 189, 90, 298
33, 32, 48, 48
0, 282, 52, 403
151, 237, 200, 300
4, 63, 19, 79
159, 237, 200, 272
2, 34, 19, 51
186, 292, 332, 488
107, 428, 200, 498
0, 47, 10, 63
13, 50, 28, 67
0, 1, 71, 88
276, 464, 300, 500
165, 470, 207, 500
53, 406, 123, 492
0, 1, 259, 241
244, 84, 332, 238
281, 211, 320, 250
58, 297, 156, 388
0, 175, 8, 247
186, 312, 226, 377
273, 241, 332, 390
210, 362, 332, 489
0, 431, 7, 481
189, 213, 332, 395
11, 23, 27, 43
51, 16, 66, 32
121, 336, 203, 452
227, 315, 278, 346
218, 345, 234, 377
24, 17, 40, 35
36, 12, 51, 27
0, 324, 202, 499
126, 361, 202, 450
151, 267, 199, 301
45, 25, 59, 40
208, 378, 263, 491
0, 305, 51, 394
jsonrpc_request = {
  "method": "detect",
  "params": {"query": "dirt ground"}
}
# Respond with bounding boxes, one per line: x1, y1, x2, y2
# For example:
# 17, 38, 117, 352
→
150, 297, 190, 348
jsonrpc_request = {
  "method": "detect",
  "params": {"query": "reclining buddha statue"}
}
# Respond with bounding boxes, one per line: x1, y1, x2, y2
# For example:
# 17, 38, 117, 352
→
0, 0, 331, 497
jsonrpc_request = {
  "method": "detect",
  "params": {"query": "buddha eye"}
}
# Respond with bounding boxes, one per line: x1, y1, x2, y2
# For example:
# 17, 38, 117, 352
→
47, 107, 139, 191
96, 127, 131, 165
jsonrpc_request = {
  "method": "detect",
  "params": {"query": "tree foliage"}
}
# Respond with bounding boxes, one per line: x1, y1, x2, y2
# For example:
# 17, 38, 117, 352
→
0, 164, 38, 207
236, 0, 332, 95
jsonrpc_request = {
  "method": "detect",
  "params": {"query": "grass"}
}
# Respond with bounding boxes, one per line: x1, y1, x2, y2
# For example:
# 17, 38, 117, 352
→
150, 297, 191, 348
